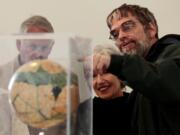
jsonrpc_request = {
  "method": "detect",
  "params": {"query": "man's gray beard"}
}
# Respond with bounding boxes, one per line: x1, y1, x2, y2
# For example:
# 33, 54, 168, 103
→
137, 39, 151, 57
121, 47, 137, 55
120, 40, 151, 56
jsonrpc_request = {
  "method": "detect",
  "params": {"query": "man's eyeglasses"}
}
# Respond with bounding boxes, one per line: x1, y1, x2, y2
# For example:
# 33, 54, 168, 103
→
22, 39, 54, 52
109, 20, 137, 40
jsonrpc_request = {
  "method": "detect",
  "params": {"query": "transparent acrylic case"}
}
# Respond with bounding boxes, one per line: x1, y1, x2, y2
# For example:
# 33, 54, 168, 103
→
0, 33, 93, 135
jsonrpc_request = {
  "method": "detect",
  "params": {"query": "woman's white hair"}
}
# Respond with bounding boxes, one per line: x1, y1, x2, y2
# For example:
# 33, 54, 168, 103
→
93, 43, 126, 89
93, 43, 121, 55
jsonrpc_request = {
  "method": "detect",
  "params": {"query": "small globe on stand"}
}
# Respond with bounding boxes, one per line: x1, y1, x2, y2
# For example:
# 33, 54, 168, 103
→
8, 59, 79, 129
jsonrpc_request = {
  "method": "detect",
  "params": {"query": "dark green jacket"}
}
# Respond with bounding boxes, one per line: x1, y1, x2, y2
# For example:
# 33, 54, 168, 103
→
108, 34, 180, 135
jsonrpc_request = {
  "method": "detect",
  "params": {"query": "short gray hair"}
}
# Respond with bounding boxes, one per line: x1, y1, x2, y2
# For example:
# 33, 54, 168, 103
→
93, 44, 126, 88
107, 3, 158, 38
94, 43, 121, 55
20, 15, 54, 33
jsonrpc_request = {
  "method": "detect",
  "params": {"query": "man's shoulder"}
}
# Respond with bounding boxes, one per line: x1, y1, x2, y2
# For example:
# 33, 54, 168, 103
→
0, 57, 19, 89
158, 34, 180, 45
0, 59, 17, 73
147, 34, 180, 61
158, 35, 180, 58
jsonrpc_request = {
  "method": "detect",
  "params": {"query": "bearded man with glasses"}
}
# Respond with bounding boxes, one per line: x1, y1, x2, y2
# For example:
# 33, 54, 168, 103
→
93, 3, 180, 135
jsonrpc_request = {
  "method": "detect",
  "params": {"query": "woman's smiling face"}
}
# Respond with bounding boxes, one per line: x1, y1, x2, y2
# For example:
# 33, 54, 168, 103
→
93, 73, 123, 100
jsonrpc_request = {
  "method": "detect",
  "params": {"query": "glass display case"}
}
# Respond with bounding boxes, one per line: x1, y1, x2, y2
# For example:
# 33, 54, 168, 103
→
0, 33, 93, 135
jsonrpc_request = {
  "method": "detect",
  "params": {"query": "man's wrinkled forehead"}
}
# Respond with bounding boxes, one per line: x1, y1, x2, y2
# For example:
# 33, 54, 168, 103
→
109, 11, 135, 25
26, 25, 49, 33
22, 39, 54, 45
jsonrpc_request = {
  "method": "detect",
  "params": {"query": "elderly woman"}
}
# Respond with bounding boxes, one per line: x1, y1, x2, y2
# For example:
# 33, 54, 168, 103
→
77, 44, 131, 135
93, 44, 131, 135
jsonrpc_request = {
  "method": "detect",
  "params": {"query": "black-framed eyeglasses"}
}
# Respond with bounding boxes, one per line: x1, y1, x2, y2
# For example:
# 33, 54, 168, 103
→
109, 20, 137, 40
